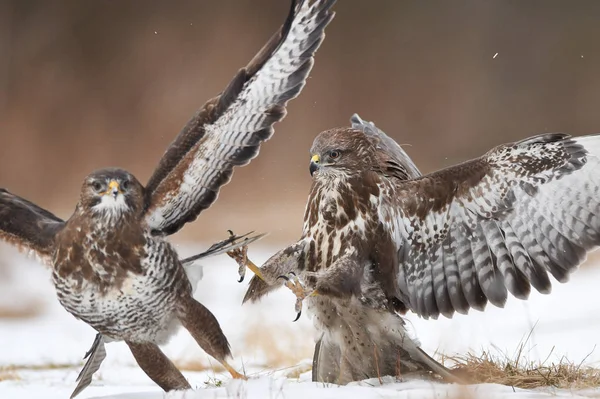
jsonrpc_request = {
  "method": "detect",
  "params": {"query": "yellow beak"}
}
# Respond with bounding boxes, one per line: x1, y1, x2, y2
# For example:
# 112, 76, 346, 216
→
311, 154, 320, 163
106, 180, 121, 197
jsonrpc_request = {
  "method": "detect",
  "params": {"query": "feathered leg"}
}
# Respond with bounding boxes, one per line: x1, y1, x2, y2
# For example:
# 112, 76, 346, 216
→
126, 341, 191, 391
177, 294, 246, 380
234, 240, 309, 304
280, 253, 363, 320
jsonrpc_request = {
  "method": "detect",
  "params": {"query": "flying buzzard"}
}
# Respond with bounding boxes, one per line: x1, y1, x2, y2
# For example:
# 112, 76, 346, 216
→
0, 0, 335, 396
233, 113, 600, 384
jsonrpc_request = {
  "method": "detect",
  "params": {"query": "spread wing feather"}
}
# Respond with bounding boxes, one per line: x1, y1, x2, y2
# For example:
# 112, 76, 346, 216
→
382, 133, 600, 319
0, 189, 64, 266
144, 0, 336, 235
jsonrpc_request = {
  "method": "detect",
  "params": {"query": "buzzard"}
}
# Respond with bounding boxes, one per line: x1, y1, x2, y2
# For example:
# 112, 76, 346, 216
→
233, 113, 600, 384
73, 230, 265, 398
0, 0, 335, 396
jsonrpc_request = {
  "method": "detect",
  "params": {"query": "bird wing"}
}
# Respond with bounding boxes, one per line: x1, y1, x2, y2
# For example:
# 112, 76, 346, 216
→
380, 133, 600, 319
143, 0, 336, 235
350, 113, 422, 180
180, 231, 267, 265
0, 188, 64, 266
70, 333, 107, 399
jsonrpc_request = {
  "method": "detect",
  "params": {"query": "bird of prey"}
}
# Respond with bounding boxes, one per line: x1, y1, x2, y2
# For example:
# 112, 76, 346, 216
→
0, 0, 335, 396
232, 113, 600, 384
72, 230, 265, 399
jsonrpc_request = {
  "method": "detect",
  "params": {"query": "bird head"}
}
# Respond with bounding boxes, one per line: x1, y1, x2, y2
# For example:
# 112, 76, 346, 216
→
308, 128, 376, 178
79, 168, 144, 220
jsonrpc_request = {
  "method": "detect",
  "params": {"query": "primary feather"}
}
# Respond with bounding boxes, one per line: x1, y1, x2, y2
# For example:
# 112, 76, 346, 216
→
144, 0, 336, 235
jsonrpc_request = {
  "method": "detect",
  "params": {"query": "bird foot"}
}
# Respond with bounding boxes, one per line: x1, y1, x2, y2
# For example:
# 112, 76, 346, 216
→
226, 236, 264, 283
277, 272, 316, 322
220, 360, 248, 380
226, 242, 249, 283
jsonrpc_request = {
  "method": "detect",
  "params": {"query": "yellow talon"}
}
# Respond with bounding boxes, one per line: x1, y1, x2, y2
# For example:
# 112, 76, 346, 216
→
221, 361, 248, 380
227, 245, 264, 281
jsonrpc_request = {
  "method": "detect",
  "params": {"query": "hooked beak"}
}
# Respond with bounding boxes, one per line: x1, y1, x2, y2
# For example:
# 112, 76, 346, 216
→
309, 154, 320, 176
106, 180, 121, 199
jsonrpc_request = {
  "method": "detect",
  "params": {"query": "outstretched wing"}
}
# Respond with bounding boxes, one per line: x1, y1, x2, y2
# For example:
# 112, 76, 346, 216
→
350, 113, 421, 180
144, 0, 336, 235
180, 231, 267, 265
382, 133, 600, 319
0, 189, 64, 265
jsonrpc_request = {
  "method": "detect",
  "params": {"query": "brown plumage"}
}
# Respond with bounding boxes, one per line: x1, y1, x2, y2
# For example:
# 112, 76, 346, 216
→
0, 1, 335, 396
236, 113, 600, 384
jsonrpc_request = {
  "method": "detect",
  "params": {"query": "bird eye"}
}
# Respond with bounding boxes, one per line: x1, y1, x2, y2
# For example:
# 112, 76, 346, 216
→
122, 180, 130, 191
91, 181, 103, 192
329, 150, 341, 159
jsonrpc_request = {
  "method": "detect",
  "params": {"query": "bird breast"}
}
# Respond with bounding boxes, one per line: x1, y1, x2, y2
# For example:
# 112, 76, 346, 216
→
302, 177, 380, 272
52, 215, 148, 293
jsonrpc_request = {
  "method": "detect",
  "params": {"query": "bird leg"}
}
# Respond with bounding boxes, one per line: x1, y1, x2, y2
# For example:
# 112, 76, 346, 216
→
277, 272, 317, 322
177, 294, 247, 380
227, 244, 264, 282
126, 341, 191, 391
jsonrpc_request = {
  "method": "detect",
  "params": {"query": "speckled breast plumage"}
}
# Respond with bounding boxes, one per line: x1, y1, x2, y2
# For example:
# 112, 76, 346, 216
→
52, 229, 191, 344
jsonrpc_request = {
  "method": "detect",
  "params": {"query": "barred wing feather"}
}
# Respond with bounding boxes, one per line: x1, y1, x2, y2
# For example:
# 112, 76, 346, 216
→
144, 0, 336, 235
385, 133, 600, 319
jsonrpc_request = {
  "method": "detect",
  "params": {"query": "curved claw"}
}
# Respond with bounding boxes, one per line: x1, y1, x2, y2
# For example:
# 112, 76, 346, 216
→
277, 275, 290, 282
238, 275, 244, 283
293, 310, 302, 322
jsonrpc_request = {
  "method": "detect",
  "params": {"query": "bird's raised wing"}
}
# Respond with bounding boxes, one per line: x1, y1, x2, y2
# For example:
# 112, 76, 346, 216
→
350, 113, 421, 180
144, 0, 336, 235
381, 133, 600, 319
0, 189, 64, 265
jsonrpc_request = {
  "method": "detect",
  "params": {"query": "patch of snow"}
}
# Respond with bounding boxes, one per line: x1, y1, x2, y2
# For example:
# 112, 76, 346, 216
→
1, 243, 600, 398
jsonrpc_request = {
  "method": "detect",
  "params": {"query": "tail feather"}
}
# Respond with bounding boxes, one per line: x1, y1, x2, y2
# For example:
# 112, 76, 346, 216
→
311, 304, 462, 384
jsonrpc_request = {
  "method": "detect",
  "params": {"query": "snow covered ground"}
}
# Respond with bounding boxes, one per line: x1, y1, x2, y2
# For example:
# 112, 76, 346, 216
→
1, 243, 600, 399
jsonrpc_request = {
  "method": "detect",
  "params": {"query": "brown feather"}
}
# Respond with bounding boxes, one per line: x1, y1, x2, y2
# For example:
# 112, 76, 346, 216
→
143, 0, 336, 236
0, 188, 64, 265
126, 341, 190, 391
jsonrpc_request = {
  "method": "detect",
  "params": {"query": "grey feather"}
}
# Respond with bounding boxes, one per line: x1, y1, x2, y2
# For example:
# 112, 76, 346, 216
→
389, 133, 600, 318
71, 333, 107, 399
144, 0, 336, 235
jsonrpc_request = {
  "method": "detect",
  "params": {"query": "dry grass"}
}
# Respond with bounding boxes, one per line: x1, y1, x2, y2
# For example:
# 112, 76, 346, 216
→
242, 320, 313, 368
0, 303, 44, 319
0, 366, 19, 381
447, 347, 600, 389
2, 362, 81, 373
175, 359, 213, 372
175, 359, 235, 375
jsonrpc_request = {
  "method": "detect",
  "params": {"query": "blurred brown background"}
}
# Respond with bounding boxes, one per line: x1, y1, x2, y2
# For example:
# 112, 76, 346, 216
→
1, 0, 600, 245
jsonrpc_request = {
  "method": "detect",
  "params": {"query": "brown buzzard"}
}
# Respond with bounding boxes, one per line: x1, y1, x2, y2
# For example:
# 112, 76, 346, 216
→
73, 230, 265, 398
0, 0, 335, 396
234, 113, 600, 384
